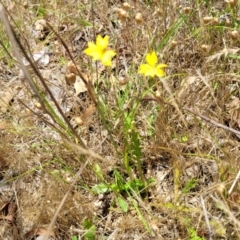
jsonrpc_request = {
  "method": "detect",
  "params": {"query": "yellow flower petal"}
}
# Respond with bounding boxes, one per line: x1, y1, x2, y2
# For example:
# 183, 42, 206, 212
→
83, 43, 94, 55
139, 64, 156, 77
139, 52, 167, 78
84, 49, 103, 60
84, 35, 116, 67
155, 64, 167, 77
101, 50, 116, 66
96, 35, 109, 50
138, 64, 150, 74
146, 52, 158, 67
84, 42, 104, 60
157, 64, 168, 68
155, 68, 165, 77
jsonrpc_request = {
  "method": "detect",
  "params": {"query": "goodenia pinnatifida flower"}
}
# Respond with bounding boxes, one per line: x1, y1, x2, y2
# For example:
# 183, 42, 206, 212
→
138, 51, 167, 77
84, 35, 116, 67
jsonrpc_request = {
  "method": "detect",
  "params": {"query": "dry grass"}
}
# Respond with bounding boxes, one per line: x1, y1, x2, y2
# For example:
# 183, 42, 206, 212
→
0, 0, 240, 239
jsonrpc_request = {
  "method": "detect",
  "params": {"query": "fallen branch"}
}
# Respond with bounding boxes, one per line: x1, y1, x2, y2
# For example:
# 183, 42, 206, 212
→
183, 107, 240, 137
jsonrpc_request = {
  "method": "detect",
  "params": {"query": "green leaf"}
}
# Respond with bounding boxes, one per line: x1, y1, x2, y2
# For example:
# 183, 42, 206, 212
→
125, 179, 145, 192
210, 220, 226, 237
180, 135, 188, 143
189, 228, 205, 240
113, 170, 126, 192
92, 183, 109, 194
130, 130, 142, 161
228, 54, 240, 59
182, 178, 197, 193
117, 197, 128, 212
37, 6, 46, 16
94, 163, 103, 179
82, 219, 96, 240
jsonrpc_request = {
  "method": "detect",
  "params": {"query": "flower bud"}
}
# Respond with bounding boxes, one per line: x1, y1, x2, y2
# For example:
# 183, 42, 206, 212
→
229, 0, 237, 8
119, 77, 128, 86
201, 44, 210, 52
75, 117, 84, 126
65, 73, 76, 85
213, 18, 219, 25
35, 19, 47, 31
135, 13, 143, 25
118, 9, 127, 22
122, 2, 131, 11
203, 16, 214, 24
67, 61, 78, 75
216, 183, 225, 195
225, 19, 231, 26
230, 30, 239, 40
155, 8, 163, 16
54, 40, 59, 47
183, 7, 191, 14
23, 1, 28, 8
155, 90, 161, 98
34, 102, 43, 110
171, 40, 178, 47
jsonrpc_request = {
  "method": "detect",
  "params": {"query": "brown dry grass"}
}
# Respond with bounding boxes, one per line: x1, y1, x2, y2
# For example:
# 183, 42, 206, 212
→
0, 0, 240, 239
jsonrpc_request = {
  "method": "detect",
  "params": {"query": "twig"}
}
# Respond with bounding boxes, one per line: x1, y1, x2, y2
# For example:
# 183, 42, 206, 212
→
0, 5, 47, 114
46, 23, 98, 106
210, 194, 240, 229
200, 195, 213, 240
44, 158, 90, 240
0, 38, 14, 60
17, 99, 70, 141
183, 107, 240, 137
0, 5, 87, 148
228, 169, 240, 195
162, 79, 188, 128
44, 141, 106, 240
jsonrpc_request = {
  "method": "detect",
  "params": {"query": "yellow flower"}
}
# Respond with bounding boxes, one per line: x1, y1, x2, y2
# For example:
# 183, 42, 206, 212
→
84, 35, 116, 67
138, 51, 167, 77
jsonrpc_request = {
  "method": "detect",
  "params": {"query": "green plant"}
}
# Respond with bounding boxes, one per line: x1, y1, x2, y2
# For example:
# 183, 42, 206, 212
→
189, 228, 205, 240
82, 218, 96, 240
1, 0, 240, 239
182, 178, 198, 193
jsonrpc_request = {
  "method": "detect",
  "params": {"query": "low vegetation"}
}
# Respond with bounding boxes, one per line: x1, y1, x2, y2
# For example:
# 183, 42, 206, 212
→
0, 0, 240, 239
